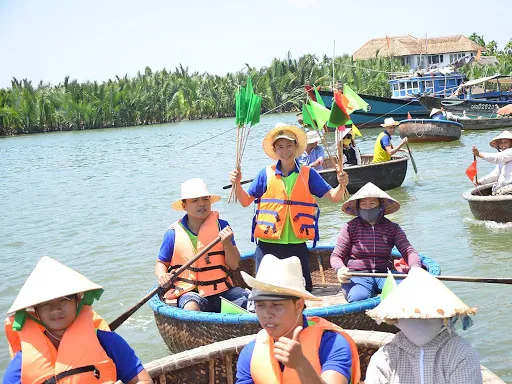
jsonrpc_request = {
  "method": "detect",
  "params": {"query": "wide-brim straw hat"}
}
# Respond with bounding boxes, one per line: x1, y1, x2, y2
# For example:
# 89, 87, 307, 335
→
241, 254, 321, 301
171, 178, 221, 210
380, 117, 399, 128
489, 130, 512, 149
7, 256, 103, 315
341, 182, 400, 216
262, 123, 307, 160
366, 267, 477, 323
306, 130, 321, 144
429, 108, 442, 117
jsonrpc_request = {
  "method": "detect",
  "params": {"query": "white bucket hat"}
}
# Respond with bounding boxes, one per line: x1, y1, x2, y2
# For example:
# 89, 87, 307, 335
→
262, 123, 307, 160
380, 117, 399, 128
241, 254, 321, 301
341, 182, 400, 216
429, 108, 442, 117
8, 256, 103, 315
171, 178, 221, 210
306, 130, 321, 144
489, 130, 512, 149
366, 267, 477, 324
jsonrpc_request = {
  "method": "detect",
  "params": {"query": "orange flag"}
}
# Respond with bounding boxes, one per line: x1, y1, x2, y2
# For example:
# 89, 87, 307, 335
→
476, 48, 482, 61
407, 112, 412, 119
465, 160, 478, 184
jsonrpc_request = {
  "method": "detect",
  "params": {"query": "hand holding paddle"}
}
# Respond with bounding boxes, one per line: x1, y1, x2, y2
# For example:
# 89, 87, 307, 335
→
108, 236, 222, 331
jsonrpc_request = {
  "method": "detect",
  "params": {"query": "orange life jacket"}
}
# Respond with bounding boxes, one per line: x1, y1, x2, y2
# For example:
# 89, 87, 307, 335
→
165, 211, 233, 300
5, 309, 110, 359
252, 165, 320, 245
250, 316, 361, 384
14, 305, 117, 384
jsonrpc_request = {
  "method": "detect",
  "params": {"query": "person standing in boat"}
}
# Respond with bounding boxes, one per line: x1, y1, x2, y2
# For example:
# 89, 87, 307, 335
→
154, 178, 249, 312
372, 118, 408, 164
298, 130, 325, 170
235, 254, 361, 384
365, 267, 482, 384
472, 130, 512, 195
229, 123, 349, 292
330, 182, 421, 303
341, 128, 361, 167
3, 256, 153, 384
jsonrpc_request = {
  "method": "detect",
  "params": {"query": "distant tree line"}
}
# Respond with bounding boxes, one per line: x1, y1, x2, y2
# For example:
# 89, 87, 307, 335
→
1, 35, 511, 136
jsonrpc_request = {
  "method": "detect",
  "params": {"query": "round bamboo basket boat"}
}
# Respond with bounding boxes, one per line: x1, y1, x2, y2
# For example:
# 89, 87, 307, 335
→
398, 119, 463, 142
145, 330, 505, 384
463, 184, 512, 223
321, 154, 408, 194
149, 246, 440, 353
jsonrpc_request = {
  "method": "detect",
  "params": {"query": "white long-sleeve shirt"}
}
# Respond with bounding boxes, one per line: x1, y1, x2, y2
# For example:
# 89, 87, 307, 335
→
478, 148, 512, 187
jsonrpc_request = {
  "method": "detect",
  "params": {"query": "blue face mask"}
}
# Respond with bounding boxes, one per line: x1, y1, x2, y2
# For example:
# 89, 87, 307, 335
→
358, 206, 382, 223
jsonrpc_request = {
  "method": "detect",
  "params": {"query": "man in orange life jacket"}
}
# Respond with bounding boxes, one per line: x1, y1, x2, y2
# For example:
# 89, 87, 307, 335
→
229, 123, 349, 292
3, 256, 152, 384
235, 254, 360, 384
155, 178, 248, 312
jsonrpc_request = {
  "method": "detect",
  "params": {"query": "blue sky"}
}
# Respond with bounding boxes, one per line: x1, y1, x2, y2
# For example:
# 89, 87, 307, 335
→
0, 0, 509, 89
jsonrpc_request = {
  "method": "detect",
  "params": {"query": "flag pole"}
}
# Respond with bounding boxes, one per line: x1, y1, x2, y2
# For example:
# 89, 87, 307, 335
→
473, 154, 478, 185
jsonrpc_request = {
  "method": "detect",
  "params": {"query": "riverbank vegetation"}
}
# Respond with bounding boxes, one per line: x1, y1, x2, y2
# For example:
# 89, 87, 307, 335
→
1, 36, 511, 136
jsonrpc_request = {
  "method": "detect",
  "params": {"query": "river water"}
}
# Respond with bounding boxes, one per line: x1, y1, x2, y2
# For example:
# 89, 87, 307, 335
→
1, 114, 511, 381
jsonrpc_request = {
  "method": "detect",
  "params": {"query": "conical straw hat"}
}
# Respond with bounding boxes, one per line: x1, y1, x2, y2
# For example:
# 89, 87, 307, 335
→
241, 254, 321, 301
341, 182, 400, 216
7, 256, 103, 315
262, 123, 307, 160
171, 178, 221, 210
489, 130, 512, 148
366, 267, 477, 323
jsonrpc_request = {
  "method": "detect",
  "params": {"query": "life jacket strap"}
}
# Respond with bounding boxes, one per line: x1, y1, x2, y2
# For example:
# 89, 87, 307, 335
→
41, 365, 99, 384
169, 264, 231, 274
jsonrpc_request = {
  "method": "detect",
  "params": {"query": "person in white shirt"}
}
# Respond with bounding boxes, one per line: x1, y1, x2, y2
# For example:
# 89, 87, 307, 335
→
472, 130, 512, 195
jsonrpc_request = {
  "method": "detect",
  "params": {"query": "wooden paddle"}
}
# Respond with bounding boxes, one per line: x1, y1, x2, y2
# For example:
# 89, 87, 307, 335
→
404, 141, 418, 174
108, 236, 222, 331
350, 272, 512, 284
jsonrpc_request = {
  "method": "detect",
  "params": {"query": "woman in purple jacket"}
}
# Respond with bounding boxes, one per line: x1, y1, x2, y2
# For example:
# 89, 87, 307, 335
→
330, 182, 421, 302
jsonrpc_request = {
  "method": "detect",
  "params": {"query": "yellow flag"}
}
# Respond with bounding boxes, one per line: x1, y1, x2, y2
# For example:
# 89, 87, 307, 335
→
351, 124, 362, 137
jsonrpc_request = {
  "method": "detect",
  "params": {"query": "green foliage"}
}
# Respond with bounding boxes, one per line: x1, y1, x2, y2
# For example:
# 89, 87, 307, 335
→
0, 54, 420, 136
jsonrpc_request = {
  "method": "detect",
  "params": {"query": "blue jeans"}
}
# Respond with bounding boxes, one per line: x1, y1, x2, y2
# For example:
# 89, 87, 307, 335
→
254, 241, 312, 292
177, 287, 249, 312
342, 277, 386, 303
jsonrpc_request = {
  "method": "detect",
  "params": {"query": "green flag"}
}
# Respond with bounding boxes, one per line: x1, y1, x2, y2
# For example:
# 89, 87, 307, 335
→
380, 270, 397, 301
309, 100, 330, 130
235, 78, 261, 126
343, 84, 369, 114
221, 297, 249, 314
314, 89, 326, 107
302, 104, 314, 127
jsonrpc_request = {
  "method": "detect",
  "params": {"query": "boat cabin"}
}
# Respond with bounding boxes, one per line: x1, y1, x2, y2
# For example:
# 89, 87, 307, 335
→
389, 71, 466, 99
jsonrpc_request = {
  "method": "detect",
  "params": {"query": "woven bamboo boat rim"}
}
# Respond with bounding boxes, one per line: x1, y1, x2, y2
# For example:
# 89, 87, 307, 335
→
149, 246, 441, 323
463, 184, 512, 202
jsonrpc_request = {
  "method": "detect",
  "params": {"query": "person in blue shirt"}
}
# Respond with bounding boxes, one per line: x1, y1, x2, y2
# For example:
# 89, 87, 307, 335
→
155, 178, 248, 312
298, 130, 325, 170
235, 254, 360, 384
372, 118, 408, 163
3, 256, 151, 384
229, 123, 349, 292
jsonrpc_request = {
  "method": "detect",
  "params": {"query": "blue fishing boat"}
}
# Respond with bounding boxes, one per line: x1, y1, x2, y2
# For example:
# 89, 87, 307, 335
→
317, 70, 466, 127
419, 75, 512, 117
